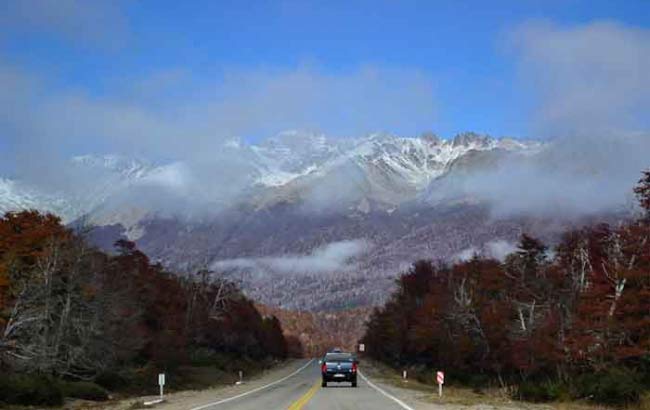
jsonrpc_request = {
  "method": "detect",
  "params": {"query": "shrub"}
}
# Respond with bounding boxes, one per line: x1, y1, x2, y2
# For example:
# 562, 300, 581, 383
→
451, 372, 491, 390
466, 374, 491, 393
61, 381, 109, 401
189, 348, 220, 367
207, 352, 233, 370
574, 368, 642, 405
0, 374, 63, 406
96, 370, 129, 390
413, 366, 436, 385
119, 366, 158, 394
640, 355, 650, 388
516, 380, 567, 402
413, 368, 490, 391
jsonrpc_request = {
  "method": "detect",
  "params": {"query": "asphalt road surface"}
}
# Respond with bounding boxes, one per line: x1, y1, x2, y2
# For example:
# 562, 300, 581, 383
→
189, 359, 413, 410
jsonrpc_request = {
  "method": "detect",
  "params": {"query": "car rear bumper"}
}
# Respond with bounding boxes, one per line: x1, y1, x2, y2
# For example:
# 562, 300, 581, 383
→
322, 372, 357, 382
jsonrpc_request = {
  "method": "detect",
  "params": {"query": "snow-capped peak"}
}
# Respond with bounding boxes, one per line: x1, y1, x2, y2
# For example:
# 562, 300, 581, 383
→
243, 131, 540, 190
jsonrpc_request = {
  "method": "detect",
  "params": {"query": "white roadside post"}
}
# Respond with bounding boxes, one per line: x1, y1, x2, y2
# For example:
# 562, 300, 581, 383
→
237, 370, 244, 385
436, 371, 444, 398
402, 370, 408, 381
158, 373, 165, 399
143, 374, 166, 406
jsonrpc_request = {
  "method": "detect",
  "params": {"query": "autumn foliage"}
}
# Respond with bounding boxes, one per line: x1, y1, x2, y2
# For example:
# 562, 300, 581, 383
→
257, 304, 372, 357
363, 172, 650, 402
0, 212, 287, 384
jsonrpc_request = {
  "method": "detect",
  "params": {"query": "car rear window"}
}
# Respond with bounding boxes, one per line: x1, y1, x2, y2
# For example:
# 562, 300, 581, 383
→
325, 353, 353, 362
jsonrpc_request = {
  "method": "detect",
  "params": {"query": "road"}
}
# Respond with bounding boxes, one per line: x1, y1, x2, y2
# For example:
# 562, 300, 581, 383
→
188, 359, 413, 410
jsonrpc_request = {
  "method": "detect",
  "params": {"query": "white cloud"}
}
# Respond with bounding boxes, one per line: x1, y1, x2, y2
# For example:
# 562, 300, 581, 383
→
485, 240, 517, 261
510, 20, 650, 136
442, 132, 649, 218
435, 21, 650, 218
2, 63, 436, 163
453, 240, 517, 263
454, 247, 479, 262
0, 59, 437, 214
213, 239, 372, 275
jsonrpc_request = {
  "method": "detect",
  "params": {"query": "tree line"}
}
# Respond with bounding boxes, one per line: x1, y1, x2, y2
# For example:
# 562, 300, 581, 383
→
362, 170, 650, 405
257, 304, 371, 357
0, 211, 289, 405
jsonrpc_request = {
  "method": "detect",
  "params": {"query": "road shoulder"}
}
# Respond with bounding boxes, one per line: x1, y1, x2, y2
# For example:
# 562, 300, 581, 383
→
87, 359, 311, 410
359, 361, 611, 410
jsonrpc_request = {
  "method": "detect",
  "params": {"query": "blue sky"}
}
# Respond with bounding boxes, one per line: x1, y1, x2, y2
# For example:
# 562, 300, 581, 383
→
1, 0, 650, 173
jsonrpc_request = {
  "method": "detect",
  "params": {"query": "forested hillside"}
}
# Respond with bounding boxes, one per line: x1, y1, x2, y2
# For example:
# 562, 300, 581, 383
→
0, 211, 288, 406
363, 170, 650, 405
257, 304, 371, 357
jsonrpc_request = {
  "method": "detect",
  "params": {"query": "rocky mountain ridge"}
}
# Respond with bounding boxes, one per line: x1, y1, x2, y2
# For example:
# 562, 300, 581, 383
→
0, 131, 541, 223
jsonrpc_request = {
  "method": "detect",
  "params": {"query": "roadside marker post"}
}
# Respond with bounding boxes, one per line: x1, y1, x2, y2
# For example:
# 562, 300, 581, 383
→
402, 370, 408, 380
236, 370, 244, 385
158, 373, 165, 399
436, 371, 444, 398
143, 374, 166, 406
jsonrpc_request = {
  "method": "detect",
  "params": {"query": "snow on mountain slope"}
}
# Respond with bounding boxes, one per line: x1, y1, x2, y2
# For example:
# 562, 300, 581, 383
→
249, 131, 344, 186
0, 178, 74, 218
347, 132, 498, 189
71, 154, 151, 175
250, 131, 537, 189
0, 132, 540, 223
0, 155, 158, 223
247, 131, 540, 211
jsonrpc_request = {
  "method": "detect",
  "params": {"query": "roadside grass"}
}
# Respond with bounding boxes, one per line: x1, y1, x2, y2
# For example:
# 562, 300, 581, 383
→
0, 359, 288, 410
639, 392, 650, 410
362, 360, 515, 406
172, 356, 282, 391
98, 357, 279, 397
361, 360, 619, 410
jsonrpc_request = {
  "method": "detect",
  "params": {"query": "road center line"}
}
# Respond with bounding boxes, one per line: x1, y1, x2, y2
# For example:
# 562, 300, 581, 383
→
287, 379, 320, 410
189, 359, 314, 410
358, 371, 415, 410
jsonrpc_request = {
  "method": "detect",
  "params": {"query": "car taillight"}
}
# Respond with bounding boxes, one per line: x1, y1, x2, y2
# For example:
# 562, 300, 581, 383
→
321, 363, 327, 373
352, 362, 358, 373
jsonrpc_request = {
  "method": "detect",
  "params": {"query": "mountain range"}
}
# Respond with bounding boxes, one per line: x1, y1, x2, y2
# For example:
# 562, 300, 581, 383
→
1, 131, 540, 221
0, 131, 628, 311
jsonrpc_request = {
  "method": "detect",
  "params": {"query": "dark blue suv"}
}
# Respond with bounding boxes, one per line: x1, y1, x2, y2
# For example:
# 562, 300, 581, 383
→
320, 351, 358, 387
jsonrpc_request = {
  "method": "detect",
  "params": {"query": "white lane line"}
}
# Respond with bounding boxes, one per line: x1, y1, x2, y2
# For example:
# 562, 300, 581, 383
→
189, 359, 314, 410
359, 371, 415, 410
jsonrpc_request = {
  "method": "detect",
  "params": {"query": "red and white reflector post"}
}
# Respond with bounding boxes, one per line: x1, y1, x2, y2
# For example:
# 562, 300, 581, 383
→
436, 371, 444, 397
